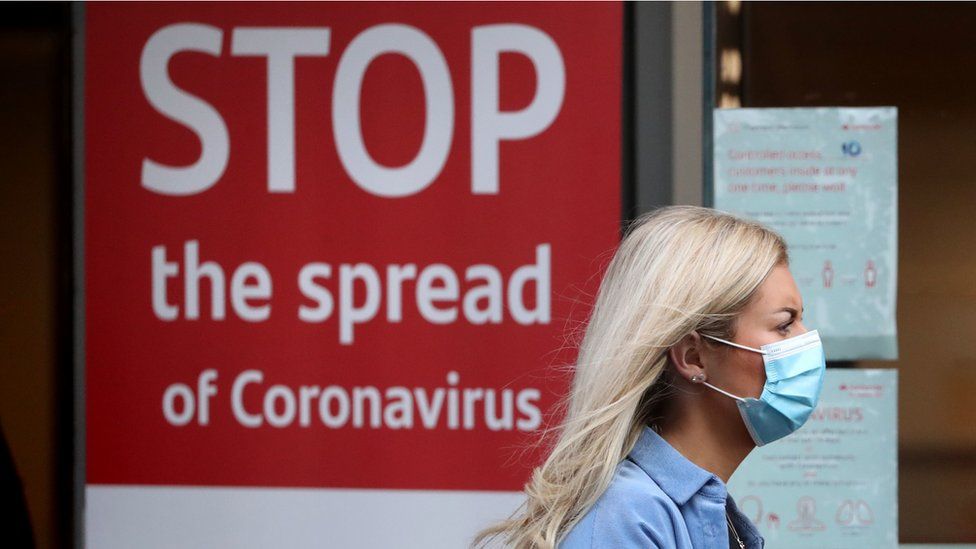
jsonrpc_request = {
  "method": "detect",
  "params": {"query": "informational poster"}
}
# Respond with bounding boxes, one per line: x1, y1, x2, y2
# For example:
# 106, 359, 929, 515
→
713, 108, 898, 359
81, 3, 621, 547
729, 369, 898, 549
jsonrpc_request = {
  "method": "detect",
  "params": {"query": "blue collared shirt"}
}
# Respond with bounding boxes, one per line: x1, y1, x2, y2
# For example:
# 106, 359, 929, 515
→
559, 426, 764, 548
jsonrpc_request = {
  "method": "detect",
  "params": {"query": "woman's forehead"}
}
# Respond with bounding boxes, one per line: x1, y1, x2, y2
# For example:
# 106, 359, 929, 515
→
752, 265, 802, 312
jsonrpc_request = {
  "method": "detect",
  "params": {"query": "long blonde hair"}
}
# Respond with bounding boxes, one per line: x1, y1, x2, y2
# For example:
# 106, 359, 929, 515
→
473, 205, 788, 548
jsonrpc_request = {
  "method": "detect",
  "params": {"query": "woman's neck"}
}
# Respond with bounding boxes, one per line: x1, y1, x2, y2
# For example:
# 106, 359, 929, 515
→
656, 393, 755, 484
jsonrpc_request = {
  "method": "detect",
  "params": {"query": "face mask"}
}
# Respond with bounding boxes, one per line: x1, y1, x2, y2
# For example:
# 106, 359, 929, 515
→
698, 329, 826, 446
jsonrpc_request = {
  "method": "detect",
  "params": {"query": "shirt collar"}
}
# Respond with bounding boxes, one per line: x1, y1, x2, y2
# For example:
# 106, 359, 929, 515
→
626, 425, 727, 506
726, 494, 764, 546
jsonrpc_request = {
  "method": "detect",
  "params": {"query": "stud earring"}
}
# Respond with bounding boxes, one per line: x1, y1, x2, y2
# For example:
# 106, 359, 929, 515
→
691, 373, 707, 383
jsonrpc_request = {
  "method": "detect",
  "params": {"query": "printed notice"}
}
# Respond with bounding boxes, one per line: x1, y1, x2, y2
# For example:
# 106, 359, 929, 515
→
714, 107, 898, 359
729, 369, 898, 549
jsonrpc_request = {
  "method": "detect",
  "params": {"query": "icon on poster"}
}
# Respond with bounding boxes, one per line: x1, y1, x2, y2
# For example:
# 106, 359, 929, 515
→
841, 140, 862, 157
739, 495, 764, 524
788, 496, 827, 533
836, 499, 875, 527
865, 259, 877, 288
822, 260, 834, 289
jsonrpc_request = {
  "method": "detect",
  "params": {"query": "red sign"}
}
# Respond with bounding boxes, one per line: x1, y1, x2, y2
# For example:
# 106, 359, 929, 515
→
85, 2, 621, 491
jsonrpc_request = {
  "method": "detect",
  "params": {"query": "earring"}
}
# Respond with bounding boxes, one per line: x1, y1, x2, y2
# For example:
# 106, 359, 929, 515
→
691, 373, 707, 383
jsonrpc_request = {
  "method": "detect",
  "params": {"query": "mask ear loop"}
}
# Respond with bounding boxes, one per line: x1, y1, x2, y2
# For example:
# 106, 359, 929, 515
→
697, 333, 769, 402
701, 380, 746, 402
700, 333, 769, 355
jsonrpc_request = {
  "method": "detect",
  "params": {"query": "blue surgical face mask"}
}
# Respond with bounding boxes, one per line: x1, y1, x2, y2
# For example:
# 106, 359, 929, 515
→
699, 329, 826, 446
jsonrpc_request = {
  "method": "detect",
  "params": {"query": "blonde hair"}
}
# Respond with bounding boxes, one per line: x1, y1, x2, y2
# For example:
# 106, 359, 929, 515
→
473, 205, 788, 548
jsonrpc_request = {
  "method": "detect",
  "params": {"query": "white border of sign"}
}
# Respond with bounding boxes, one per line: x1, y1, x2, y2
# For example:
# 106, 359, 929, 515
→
86, 486, 523, 548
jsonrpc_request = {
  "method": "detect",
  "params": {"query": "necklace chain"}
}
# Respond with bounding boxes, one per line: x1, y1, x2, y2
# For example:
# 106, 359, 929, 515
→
726, 511, 745, 549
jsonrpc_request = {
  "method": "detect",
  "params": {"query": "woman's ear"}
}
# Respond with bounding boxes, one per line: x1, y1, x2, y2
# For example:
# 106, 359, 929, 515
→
668, 331, 707, 383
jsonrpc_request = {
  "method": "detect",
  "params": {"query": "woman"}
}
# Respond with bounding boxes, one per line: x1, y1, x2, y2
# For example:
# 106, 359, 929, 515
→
474, 206, 826, 548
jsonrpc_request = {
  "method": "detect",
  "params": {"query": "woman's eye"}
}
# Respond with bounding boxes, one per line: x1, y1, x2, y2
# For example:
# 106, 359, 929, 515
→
777, 321, 794, 334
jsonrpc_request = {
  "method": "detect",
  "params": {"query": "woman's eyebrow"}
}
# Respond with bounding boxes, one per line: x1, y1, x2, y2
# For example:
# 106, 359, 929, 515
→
773, 306, 803, 317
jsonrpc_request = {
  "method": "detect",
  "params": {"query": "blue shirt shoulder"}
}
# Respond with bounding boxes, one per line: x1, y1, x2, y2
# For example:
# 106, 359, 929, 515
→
559, 457, 687, 548
558, 427, 764, 549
